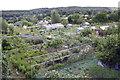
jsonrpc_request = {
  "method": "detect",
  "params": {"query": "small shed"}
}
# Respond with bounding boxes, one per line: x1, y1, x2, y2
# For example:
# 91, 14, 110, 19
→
100, 26, 109, 30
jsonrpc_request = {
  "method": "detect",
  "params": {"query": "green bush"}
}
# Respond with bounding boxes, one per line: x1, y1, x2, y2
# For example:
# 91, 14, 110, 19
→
54, 63, 63, 69
87, 63, 120, 78
47, 66, 54, 70
94, 34, 120, 68
15, 32, 20, 35
103, 26, 118, 36
80, 28, 92, 37
26, 38, 43, 45
2, 38, 12, 50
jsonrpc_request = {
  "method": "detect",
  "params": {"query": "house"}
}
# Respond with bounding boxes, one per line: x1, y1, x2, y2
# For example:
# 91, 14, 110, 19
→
44, 23, 64, 30
80, 22, 90, 28
100, 26, 109, 30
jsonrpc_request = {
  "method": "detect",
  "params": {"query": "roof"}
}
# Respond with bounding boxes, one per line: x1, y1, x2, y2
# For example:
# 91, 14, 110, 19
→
44, 23, 64, 30
100, 26, 109, 30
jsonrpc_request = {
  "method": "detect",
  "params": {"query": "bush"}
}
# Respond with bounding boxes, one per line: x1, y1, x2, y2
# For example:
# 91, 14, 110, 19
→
54, 63, 63, 69
71, 48, 80, 53
45, 37, 63, 51
26, 38, 43, 45
94, 34, 120, 68
47, 66, 54, 70
2, 38, 12, 50
103, 26, 118, 36
20, 20, 33, 26
15, 32, 20, 35
80, 28, 92, 37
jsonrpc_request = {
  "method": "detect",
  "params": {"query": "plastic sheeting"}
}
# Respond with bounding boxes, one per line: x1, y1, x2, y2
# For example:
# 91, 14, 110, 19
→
98, 61, 120, 72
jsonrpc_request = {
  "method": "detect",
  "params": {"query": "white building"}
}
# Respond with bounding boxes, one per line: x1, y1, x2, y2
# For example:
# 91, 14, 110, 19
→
100, 26, 109, 30
44, 23, 64, 30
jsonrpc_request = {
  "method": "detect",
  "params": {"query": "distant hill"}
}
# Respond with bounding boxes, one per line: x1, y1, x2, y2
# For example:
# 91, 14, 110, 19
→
1, 6, 118, 17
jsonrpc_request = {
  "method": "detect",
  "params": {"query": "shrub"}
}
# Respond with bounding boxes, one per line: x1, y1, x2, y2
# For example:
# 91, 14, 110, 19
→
2, 38, 12, 50
47, 66, 54, 70
80, 28, 92, 37
26, 38, 43, 45
54, 63, 63, 69
94, 34, 120, 68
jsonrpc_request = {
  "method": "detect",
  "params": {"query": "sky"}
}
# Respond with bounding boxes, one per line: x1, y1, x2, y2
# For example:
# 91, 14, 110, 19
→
0, 0, 120, 10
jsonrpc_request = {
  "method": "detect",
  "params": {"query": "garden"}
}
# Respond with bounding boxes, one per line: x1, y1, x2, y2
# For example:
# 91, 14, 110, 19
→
1, 8, 120, 78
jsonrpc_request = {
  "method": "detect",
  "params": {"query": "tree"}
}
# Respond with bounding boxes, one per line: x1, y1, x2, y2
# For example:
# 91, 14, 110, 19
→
103, 26, 118, 36
26, 15, 38, 24
8, 24, 14, 35
93, 12, 108, 23
51, 10, 61, 23
2, 38, 12, 50
1, 19, 8, 34
94, 34, 120, 68
45, 37, 63, 51
36, 14, 44, 20
68, 13, 82, 24
118, 8, 120, 18
0, 17, 2, 33
44, 16, 51, 21
108, 13, 119, 22
61, 18, 68, 25
20, 20, 33, 26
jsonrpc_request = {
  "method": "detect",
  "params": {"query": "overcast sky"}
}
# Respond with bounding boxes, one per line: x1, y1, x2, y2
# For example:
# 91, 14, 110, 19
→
0, 0, 119, 10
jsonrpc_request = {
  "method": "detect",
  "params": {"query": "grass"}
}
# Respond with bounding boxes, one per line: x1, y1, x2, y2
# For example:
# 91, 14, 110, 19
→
55, 57, 120, 78
87, 63, 120, 78
14, 26, 29, 35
